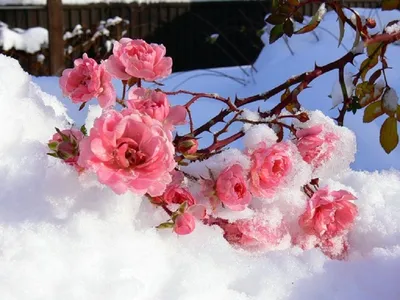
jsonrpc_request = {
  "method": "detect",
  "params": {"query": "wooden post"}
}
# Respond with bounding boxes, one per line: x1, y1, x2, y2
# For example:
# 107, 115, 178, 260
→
47, 0, 64, 76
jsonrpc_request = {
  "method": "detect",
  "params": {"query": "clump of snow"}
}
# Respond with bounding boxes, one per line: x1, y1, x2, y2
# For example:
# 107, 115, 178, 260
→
63, 24, 84, 41
36, 53, 45, 63
382, 87, 399, 113
316, 3, 327, 21
330, 72, 355, 108
0, 24, 48, 53
85, 104, 102, 130
350, 11, 367, 27
385, 21, 400, 34
293, 110, 357, 179
351, 40, 365, 54
183, 148, 251, 179
243, 124, 278, 149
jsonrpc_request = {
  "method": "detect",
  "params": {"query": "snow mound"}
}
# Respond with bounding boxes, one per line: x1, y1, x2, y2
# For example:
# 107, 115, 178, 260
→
0, 24, 48, 54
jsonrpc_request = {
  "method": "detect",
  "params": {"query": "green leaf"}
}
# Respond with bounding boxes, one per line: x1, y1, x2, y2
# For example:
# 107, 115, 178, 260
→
55, 127, 70, 142
265, 14, 287, 25
355, 82, 374, 101
381, 0, 400, 10
156, 222, 174, 229
80, 124, 88, 135
360, 55, 379, 81
293, 11, 304, 23
295, 3, 326, 34
269, 24, 284, 44
178, 201, 188, 214
363, 100, 383, 123
367, 42, 382, 56
48, 142, 58, 151
47, 152, 59, 158
380, 116, 399, 153
397, 105, 400, 122
283, 19, 294, 37
351, 97, 361, 114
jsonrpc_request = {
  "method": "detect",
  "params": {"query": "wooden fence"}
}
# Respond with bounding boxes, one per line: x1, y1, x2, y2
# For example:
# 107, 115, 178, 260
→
0, 0, 381, 75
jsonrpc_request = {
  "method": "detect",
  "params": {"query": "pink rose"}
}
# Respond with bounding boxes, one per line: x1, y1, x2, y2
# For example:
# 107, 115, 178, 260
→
164, 185, 197, 206
105, 38, 172, 81
216, 164, 252, 211
48, 128, 84, 172
127, 88, 187, 129
295, 125, 338, 168
249, 142, 292, 198
127, 88, 170, 122
174, 213, 195, 235
59, 54, 116, 108
220, 217, 287, 251
78, 109, 176, 196
299, 187, 358, 239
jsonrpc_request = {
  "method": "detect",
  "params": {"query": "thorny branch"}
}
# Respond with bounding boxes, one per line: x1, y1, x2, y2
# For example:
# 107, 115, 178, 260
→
167, 2, 400, 162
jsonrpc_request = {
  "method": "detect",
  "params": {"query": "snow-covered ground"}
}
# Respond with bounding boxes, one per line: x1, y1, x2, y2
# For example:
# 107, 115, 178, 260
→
1, 7, 400, 300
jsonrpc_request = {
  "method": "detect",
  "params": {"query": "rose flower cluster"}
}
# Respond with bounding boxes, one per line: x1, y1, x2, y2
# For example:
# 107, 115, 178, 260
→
49, 38, 358, 260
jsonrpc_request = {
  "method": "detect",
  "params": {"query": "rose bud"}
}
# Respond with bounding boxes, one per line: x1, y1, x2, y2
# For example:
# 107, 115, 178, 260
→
174, 213, 196, 235
177, 136, 199, 155
48, 128, 84, 171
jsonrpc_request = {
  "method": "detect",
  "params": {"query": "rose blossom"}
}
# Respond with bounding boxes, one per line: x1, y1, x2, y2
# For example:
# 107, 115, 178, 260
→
248, 142, 292, 198
215, 164, 251, 211
295, 125, 338, 168
105, 38, 172, 81
48, 128, 84, 171
59, 54, 116, 108
163, 185, 197, 206
174, 213, 196, 235
78, 109, 176, 196
219, 217, 287, 251
126, 88, 187, 128
127, 88, 170, 122
299, 186, 358, 239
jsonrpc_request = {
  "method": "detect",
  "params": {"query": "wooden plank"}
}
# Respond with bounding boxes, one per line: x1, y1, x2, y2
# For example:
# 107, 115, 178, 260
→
47, 0, 64, 75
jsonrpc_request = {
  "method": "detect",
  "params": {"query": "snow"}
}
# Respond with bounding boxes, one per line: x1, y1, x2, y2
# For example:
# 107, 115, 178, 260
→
382, 88, 398, 114
0, 7, 400, 300
315, 3, 327, 22
0, 24, 48, 53
385, 21, 400, 34
330, 72, 355, 108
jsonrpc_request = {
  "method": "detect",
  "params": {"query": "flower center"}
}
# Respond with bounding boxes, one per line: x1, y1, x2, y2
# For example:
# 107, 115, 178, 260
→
125, 148, 147, 167
272, 159, 283, 173
234, 183, 245, 197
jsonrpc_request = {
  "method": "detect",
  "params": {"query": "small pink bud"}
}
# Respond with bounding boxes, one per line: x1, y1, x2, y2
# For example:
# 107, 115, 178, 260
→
48, 128, 84, 172
174, 213, 195, 235
177, 137, 198, 154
